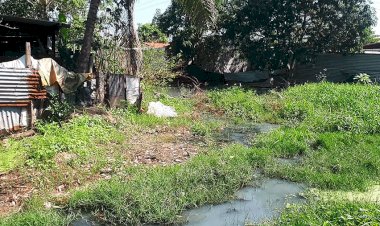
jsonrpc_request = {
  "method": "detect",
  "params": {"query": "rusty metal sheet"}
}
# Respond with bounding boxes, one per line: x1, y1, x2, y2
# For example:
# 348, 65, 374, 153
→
0, 68, 47, 134
0, 106, 29, 134
0, 68, 47, 103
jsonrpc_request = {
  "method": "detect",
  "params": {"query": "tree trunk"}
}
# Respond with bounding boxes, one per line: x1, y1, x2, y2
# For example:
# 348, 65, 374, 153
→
124, 0, 143, 77
76, 0, 101, 73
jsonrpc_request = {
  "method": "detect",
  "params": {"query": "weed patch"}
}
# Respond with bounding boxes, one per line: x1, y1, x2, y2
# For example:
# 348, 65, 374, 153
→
69, 145, 255, 224
0, 116, 123, 172
281, 83, 380, 133
256, 130, 380, 190
0, 210, 69, 226
208, 87, 268, 122
277, 200, 380, 225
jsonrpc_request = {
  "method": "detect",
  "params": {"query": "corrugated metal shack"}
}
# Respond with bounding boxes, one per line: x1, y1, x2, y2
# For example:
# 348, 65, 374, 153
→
293, 53, 380, 83
0, 15, 69, 62
0, 15, 68, 135
0, 68, 46, 135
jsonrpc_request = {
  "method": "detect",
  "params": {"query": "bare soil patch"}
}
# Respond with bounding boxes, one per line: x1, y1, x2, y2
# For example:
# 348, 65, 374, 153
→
127, 126, 205, 165
0, 172, 33, 217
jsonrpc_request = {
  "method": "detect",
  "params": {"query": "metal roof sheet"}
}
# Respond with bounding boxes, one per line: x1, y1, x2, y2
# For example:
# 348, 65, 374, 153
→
0, 15, 70, 28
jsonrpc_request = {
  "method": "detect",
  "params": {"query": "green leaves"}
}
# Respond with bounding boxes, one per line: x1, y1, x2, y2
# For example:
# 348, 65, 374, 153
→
138, 23, 169, 43
176, 0, 221, 29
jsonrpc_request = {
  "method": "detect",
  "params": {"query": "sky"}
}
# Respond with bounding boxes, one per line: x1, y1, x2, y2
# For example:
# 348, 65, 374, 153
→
135, 0, 171, 25
136, 0, 380, 35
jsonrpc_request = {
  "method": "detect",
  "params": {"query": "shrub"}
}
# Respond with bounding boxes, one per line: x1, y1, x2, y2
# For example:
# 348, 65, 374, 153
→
354, 73, 372, 84
44, 95, 73, 123
141, 49, 178, 86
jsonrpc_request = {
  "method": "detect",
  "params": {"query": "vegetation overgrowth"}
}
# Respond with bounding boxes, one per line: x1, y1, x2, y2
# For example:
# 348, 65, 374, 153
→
1, 82, 380, 225
277, 200, 380, 225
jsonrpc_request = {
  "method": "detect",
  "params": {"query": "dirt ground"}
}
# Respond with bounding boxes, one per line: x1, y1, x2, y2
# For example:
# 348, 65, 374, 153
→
127, 126, 205, 165
0, 125, 205, 217
0, 172, 33, 216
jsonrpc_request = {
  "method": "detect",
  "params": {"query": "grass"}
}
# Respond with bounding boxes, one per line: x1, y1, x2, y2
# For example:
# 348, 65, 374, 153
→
1, 82, 380, 225
0, 198, 72, 226
0, 210, 69, 226
277, 200, 380, 225
0, 115, 123, 173
208, 87, 271, 122
69, 144, 255, 224
256, 129, 380, 191
280, 82, 380, 133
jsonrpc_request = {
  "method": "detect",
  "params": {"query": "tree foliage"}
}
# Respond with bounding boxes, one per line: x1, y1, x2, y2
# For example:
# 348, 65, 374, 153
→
157, 0, 376, 74
154, 2, 203, 61
220, 0, 376, 72
138, 23, 168, 43
176, 0, 224, 29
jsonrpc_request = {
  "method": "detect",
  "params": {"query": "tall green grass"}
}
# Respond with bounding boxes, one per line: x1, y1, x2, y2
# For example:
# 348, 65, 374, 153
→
277, 200, 380, 225
208, 87, 269, 122
256, 129, 380, 190
0, 210, 69, 226
69, 145, 256, 224
0, 115, 123, 172
281, 83, 380, 133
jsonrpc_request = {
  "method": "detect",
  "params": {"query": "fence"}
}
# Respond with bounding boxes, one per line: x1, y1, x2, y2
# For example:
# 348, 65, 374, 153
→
293, 53, 380, 83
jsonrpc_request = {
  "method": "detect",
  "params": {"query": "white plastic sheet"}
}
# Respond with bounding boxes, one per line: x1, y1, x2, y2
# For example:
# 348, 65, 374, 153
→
126, 76, 140, 105
147, 102, 178, 118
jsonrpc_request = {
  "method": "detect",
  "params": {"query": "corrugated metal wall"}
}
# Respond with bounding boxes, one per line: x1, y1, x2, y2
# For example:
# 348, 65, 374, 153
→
0, 68, 46, 134
294, 54, 380, 83
0, 107, 28, 132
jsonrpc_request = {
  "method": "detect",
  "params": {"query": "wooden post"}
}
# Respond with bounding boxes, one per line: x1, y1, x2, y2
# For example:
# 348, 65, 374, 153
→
25, 42, 32, 68
88, 54, 94, 73
52, 31, 56, 58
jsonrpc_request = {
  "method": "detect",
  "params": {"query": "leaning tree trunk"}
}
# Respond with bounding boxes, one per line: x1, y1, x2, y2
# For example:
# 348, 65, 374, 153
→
77, 0, 101, 73
124, 0, 143, 78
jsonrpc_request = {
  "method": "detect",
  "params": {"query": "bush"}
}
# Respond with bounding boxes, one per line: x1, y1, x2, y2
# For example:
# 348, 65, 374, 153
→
44, 95, 73, 123
141, 49, 178, 86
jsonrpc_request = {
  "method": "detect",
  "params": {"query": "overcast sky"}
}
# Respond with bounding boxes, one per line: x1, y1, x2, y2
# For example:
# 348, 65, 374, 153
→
136, 0, 380, 35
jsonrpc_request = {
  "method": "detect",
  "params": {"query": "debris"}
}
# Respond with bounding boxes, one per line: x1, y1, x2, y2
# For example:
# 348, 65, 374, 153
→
147, 102, 178, 118
9, 130, 36, 140
100, 168, 113, 174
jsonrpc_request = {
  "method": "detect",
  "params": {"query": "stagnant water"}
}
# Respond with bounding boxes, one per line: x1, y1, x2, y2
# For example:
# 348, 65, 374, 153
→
220, 123, 280, 147
71, 123, 303, 226
71, 179, 305, 226
183, 179, 305, 226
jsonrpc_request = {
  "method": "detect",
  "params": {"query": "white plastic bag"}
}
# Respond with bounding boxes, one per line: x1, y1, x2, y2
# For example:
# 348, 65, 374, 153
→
147, 102, 178, 118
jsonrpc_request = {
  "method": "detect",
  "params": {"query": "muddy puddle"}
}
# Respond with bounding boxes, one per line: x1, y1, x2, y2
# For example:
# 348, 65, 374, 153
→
183, 179, 305, 226
71, 179, 305, 226
219, 123, 280, 146
71, 123, 290, 226
71, 215, 101, 226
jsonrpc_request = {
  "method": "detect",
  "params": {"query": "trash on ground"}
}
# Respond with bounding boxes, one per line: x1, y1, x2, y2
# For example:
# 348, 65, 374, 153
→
147, 102, 178, 118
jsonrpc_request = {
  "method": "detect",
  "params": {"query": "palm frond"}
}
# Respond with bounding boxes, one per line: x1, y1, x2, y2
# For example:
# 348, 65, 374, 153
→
177, 0, 221, 29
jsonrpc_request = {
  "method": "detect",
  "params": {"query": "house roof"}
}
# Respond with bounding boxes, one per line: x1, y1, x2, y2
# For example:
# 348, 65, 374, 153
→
0, 15, 70, 29
144, 42, 170, 49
